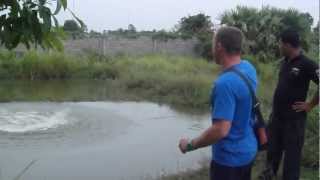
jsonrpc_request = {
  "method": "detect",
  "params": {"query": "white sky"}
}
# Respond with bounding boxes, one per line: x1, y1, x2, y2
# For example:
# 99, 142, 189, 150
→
56, 0, 319, 31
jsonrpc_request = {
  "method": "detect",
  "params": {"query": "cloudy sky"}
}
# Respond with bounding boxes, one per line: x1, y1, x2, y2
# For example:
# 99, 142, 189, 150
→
56, 0, 319, 31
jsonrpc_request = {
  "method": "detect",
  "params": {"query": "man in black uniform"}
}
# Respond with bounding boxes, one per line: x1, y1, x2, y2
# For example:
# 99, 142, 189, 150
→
266, 29, 319, 180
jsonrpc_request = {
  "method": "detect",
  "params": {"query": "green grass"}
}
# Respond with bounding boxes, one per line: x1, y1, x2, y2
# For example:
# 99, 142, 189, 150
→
0, 51, 276, 110
158, 164, 319, 180
0, 51, 217, 108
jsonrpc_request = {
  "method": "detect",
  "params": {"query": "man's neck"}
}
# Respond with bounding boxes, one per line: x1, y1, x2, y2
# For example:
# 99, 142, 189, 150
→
222, 55, 241, 70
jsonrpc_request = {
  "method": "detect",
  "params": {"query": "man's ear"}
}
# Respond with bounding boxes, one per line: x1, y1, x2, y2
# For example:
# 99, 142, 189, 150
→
283, 42, 292, 49
216, 42, 223, 52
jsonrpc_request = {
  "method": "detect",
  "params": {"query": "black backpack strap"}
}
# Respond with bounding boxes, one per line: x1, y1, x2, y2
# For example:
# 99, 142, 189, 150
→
224, 67, 265, 125
225, 68, 259, 108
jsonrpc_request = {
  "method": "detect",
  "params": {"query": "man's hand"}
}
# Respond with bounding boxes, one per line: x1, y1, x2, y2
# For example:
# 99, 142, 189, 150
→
178, 138, 189, 154
292, 101, 312, 112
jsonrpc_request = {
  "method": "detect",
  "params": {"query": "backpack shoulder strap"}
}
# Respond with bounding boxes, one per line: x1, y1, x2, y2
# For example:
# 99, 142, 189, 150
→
224, 67, 265, 125
224, 67, 259, 109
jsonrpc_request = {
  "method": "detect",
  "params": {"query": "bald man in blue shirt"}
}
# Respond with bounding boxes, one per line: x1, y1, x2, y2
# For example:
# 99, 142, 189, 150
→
179, 26, 258, 180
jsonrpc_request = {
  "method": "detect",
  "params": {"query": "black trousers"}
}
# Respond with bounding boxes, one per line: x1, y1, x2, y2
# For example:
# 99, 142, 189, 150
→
267, 111, 306, 180
210, 161, 253, 180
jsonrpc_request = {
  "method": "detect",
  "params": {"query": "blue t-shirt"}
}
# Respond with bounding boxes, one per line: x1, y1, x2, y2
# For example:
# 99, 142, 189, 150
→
211, 60, 258, 167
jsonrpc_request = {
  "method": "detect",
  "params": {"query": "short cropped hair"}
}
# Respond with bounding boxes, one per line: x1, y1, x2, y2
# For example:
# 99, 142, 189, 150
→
215, 26, 243, 54
280, 29, 300, 48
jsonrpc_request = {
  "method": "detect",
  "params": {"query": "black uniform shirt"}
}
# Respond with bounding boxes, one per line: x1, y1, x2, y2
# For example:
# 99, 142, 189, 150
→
273, 54, 319, 113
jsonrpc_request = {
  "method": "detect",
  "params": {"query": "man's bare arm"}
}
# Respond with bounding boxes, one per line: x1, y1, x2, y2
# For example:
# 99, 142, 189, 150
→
179, 120, 231, 153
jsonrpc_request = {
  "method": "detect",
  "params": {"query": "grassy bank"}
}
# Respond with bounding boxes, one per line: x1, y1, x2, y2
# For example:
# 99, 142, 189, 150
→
158, 164, 318, 180
0, 51, 217, 108
0, 51, 318, 178
0, 51, 275, 109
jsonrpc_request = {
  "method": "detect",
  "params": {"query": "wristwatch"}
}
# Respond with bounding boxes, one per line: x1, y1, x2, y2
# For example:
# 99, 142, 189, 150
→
186, 139, 195, 152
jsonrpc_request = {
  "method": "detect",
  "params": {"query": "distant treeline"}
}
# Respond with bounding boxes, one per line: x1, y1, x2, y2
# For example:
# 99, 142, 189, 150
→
64, 6, 319, 62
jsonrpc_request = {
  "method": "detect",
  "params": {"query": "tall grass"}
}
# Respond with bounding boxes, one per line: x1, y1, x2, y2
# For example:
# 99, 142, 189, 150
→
0, 51, 217, 108
116, 55, 216, 108
0, 50, 121, 80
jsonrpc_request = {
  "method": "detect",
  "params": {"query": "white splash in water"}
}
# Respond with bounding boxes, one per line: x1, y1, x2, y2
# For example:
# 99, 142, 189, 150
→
0, 109, 69, 133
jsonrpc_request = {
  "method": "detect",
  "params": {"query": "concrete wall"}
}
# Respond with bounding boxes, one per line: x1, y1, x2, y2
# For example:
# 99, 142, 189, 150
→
63, 36, 198, 56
